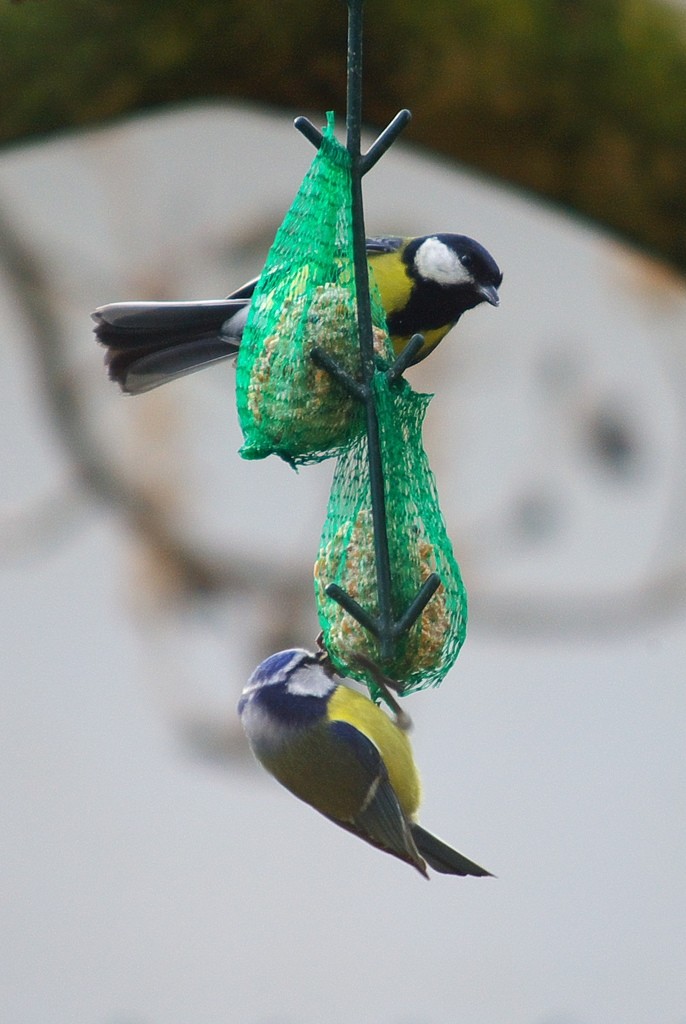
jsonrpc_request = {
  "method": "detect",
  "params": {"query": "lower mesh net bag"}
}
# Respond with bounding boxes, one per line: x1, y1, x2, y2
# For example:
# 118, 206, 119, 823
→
314, 373, 468, 696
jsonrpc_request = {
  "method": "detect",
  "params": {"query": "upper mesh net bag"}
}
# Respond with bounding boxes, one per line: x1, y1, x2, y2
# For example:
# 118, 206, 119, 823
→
236, 112, 392, 467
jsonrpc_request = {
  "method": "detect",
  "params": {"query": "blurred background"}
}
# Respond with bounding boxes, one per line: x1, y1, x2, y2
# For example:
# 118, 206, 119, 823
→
1, 3, 686, 1023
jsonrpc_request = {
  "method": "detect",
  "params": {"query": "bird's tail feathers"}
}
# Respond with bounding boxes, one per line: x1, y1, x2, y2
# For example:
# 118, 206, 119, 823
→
411, 824, 493, 877
92, 300, 245, 394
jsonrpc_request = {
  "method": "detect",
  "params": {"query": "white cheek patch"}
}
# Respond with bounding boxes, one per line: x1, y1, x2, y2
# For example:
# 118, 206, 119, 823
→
286, 664, 335, 699
414, 237, 473, 286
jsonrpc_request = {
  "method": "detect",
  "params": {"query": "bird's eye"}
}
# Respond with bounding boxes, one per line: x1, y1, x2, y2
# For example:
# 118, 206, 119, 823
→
460, 254, 474, 271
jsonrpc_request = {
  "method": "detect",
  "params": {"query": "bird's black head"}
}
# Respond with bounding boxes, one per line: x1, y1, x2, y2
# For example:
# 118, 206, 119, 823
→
399, 233, 502, 332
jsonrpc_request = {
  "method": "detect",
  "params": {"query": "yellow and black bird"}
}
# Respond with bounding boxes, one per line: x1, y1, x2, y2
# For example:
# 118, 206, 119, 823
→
238, 647, 492, 878
93, 233, 501, 395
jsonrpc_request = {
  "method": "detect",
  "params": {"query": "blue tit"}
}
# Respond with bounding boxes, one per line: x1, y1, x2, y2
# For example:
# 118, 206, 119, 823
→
238, 648, 492, 879
93, 233, 501, 394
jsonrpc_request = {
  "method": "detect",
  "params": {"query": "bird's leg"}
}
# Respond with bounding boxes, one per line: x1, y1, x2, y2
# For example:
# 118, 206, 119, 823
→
349, 654, 413, 732
315, 639, 413, 731
314, 632, 337, 677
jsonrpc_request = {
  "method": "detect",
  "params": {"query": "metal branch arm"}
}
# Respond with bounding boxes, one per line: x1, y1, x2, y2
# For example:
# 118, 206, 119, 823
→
294, 107, 412, 177
326, 573, 441, 642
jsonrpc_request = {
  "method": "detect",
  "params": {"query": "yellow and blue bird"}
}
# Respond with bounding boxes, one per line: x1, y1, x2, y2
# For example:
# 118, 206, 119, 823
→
93, 233, 501, 394
238, 648, 492, 878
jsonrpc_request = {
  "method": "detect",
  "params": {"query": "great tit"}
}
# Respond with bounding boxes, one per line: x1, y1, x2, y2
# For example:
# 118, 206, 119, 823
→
93, 233, 501, 395
238, 648, 492, 879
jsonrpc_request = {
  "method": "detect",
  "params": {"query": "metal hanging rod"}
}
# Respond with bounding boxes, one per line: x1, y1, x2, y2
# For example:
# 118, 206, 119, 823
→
295, 0, 440, 667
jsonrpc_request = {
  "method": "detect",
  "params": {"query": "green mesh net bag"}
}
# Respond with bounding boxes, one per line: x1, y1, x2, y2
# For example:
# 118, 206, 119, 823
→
314, 373, 467, 695
235, 113, 393, 467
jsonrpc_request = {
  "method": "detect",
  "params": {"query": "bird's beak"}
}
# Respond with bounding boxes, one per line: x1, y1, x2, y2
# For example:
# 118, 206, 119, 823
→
479, 283, 500, 307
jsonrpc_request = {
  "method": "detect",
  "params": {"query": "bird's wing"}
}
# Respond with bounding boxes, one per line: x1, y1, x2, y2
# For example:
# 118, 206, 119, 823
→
365, 236, 405, 255
326, 720, 427, 876
410, 823, 492, 877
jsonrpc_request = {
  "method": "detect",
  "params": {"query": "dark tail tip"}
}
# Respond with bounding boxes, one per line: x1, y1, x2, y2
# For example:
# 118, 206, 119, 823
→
411, 824, 493, 878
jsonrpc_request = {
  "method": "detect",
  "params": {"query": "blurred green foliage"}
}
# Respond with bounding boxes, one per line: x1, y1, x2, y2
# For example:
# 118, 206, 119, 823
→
1, 0, 686, 270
